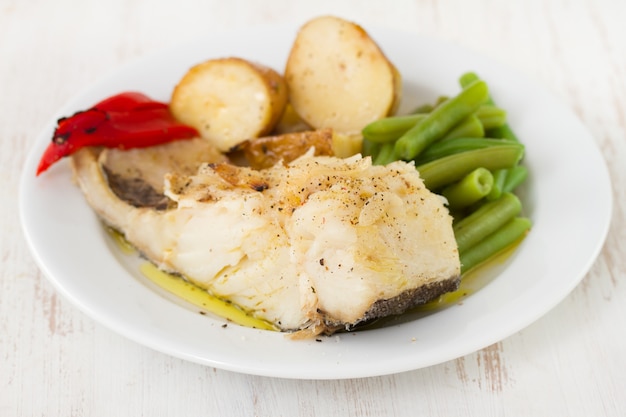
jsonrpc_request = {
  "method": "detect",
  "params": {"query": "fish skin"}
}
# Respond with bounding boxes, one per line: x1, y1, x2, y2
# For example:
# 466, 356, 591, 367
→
71, 146, 460, 335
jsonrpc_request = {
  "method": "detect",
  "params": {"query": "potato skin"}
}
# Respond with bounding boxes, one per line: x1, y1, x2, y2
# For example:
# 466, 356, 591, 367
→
237, 128, 335, 170
285, 16, 402, 135
170, 57, 288, 152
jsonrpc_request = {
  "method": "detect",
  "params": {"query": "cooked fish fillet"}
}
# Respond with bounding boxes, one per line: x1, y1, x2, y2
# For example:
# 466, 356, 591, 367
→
71, 145, 460, 336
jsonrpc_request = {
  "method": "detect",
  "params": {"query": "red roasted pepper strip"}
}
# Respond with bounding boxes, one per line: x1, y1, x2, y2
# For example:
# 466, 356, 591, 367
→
95, 91, 169, 112
36, 92, 198, 176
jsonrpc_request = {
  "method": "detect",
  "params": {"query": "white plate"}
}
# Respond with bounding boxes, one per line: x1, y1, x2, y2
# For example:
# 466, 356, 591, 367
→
20, 24, 612, 379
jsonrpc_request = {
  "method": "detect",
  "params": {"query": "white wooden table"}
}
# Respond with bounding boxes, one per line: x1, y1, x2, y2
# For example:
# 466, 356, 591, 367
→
2, 1, 625, 415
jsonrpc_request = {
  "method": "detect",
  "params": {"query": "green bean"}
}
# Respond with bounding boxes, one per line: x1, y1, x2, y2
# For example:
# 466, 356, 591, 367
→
373, 142, 398, 165
361, 137, 381, 158
440, 114, 485, 141
434, 95, 450, 107
411, 103, 434, 114
441, 168, 493, 210
502, 165, 529, 192
459, 72, 490, 100
362, 95, 475, 144
459, 217, 531, 274
486, 124, 519, 142
461, 74, 516, 194
416, 137, 509, 165
475, 105, 507, 130
411, 96, 450, 114
416, 143, 524, 190
362, 102, 497, 147
439, 105, 506, 141
362, 114, 426, 144
486, 169, 508, 201
453, 192, 522, 253
460, 72, 519, 142
394, 80, 490, 160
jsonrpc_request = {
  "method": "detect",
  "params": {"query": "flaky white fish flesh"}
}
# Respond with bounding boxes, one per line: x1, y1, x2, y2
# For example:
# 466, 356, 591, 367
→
71, 144, 460, 336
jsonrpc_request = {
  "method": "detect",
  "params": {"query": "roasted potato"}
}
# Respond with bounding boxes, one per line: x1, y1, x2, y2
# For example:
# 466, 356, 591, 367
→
272, 103, 311, 134
331, 132, 363, 158
237, 128, 335, 170
170, 57, 288, 152
285, 16, 402, 135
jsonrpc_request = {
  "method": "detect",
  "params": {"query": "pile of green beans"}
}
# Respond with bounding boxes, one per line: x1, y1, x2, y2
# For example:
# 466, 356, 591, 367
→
362, 72, 531, 275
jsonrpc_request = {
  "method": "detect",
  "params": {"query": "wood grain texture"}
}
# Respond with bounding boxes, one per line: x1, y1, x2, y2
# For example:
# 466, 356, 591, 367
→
1, 0, 625, 415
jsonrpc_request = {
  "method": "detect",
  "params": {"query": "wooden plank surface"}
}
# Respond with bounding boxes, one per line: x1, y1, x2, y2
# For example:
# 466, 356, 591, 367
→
1, 0, 624, 415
